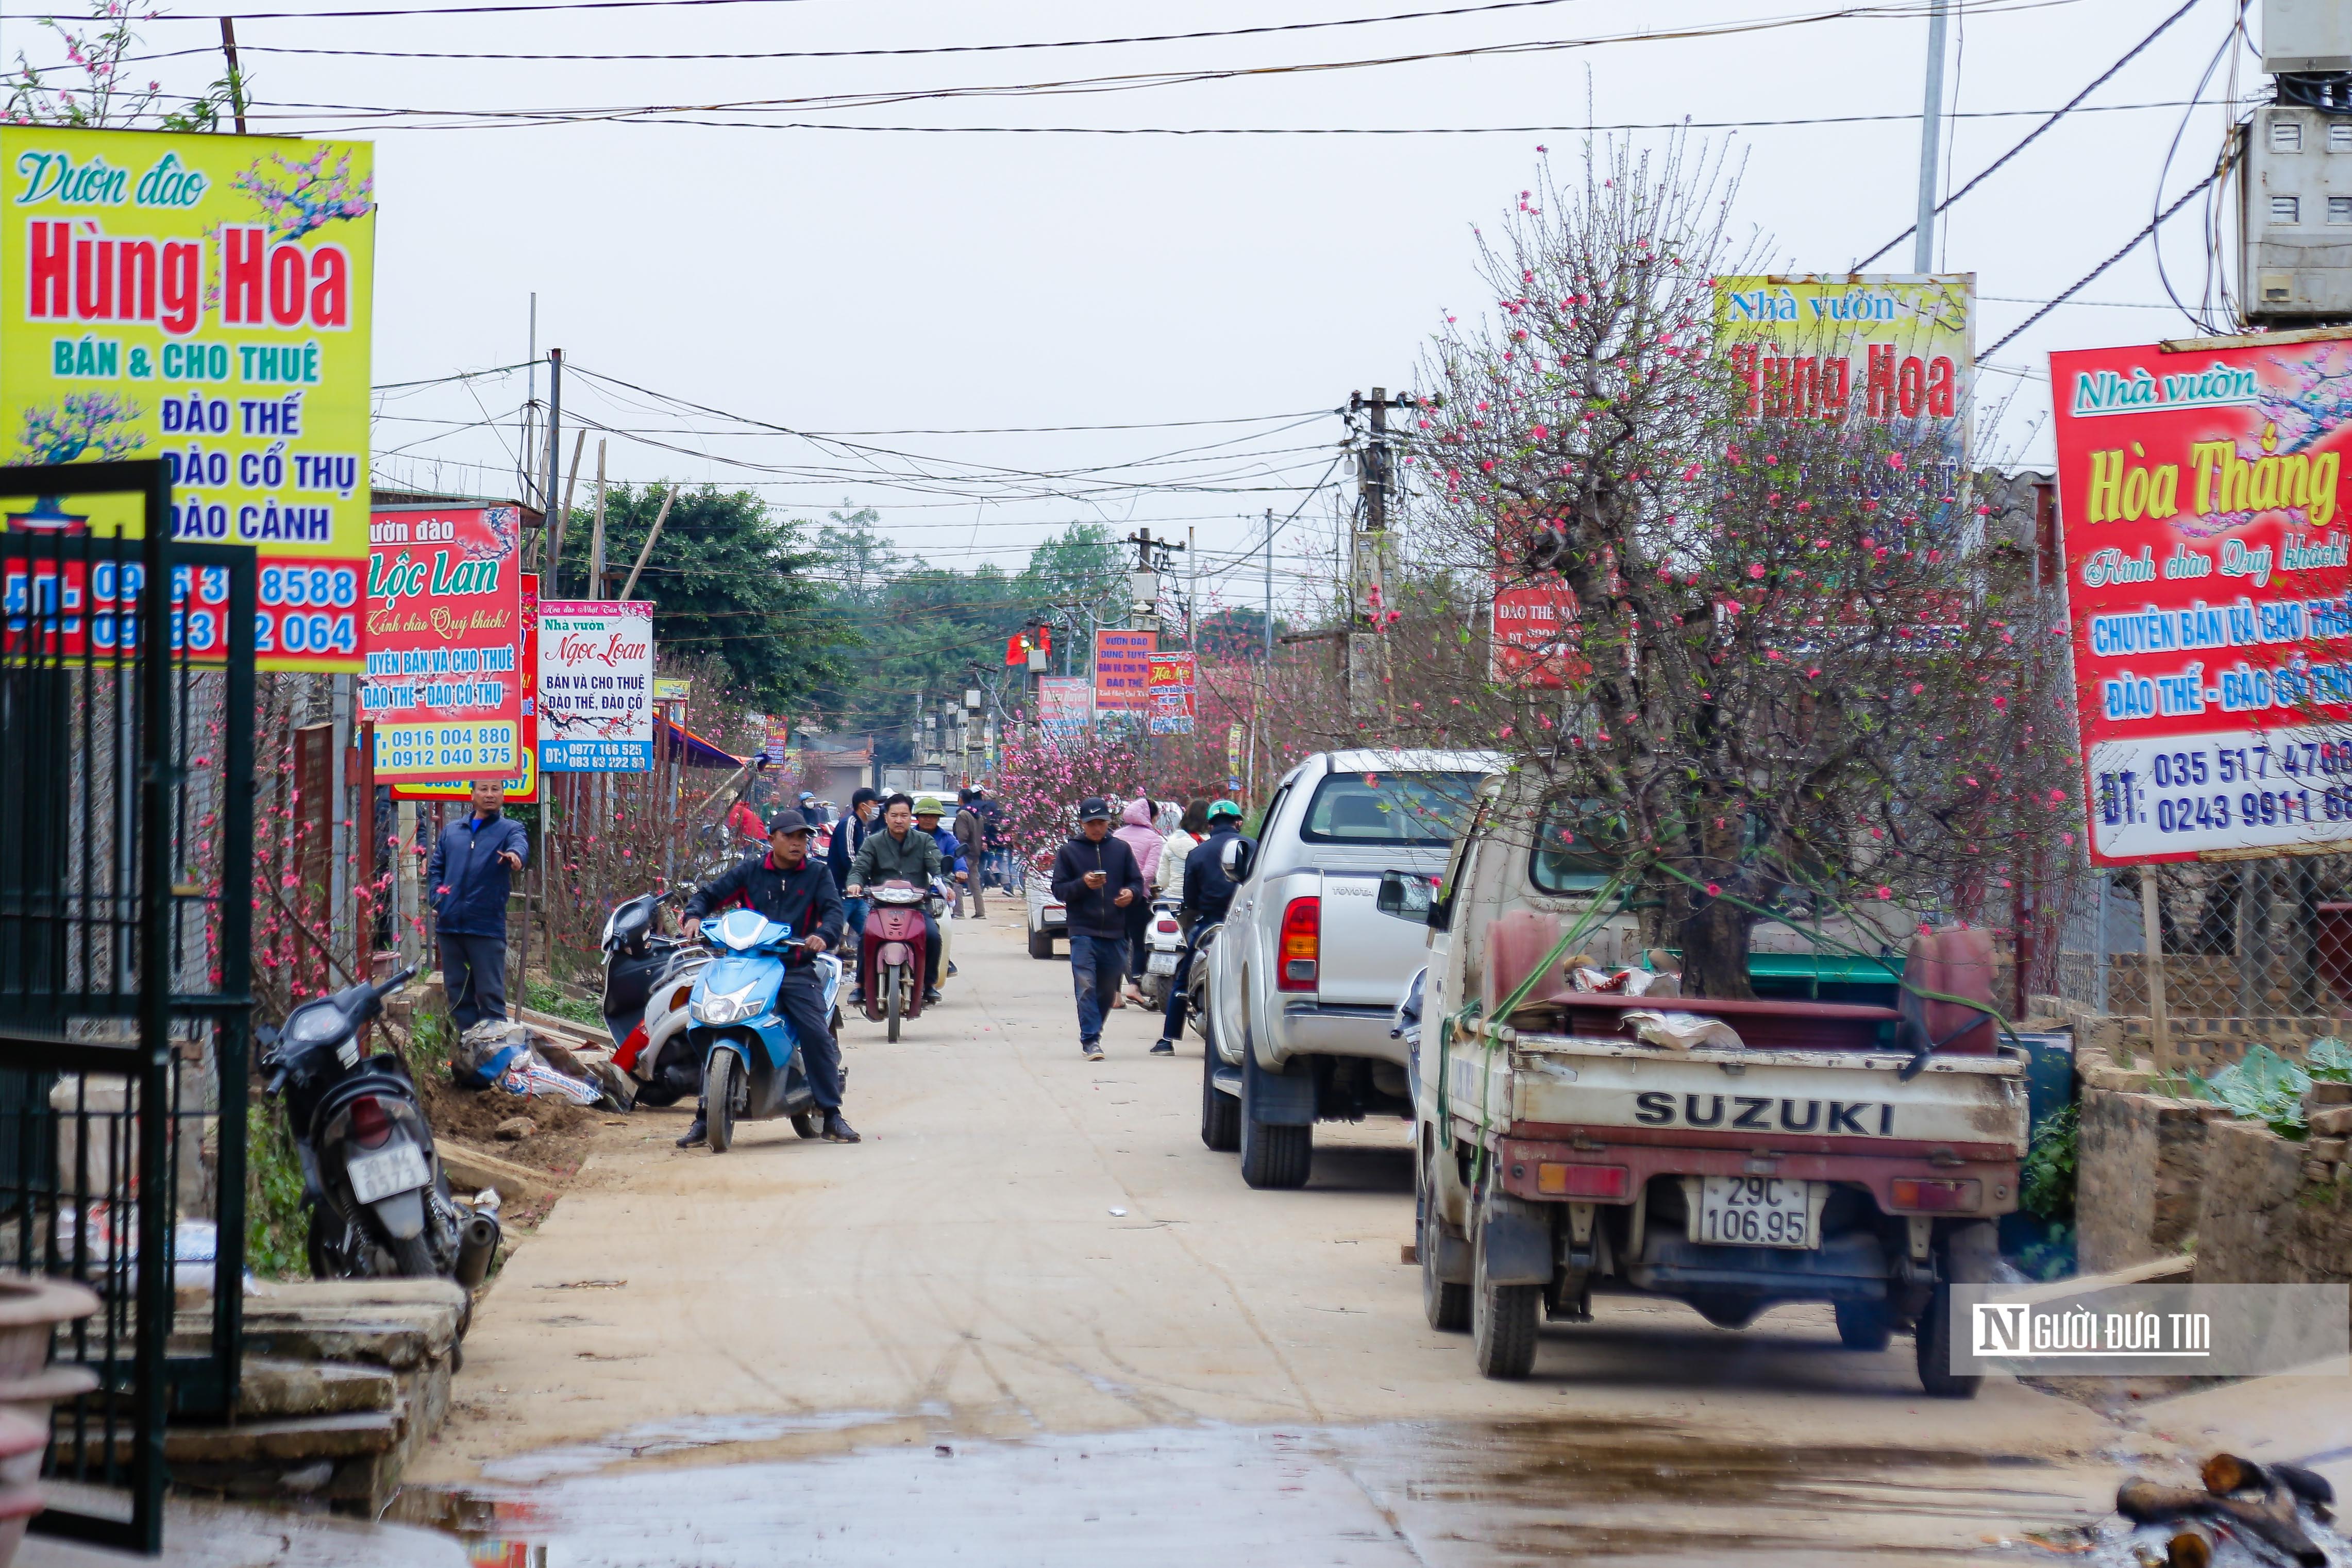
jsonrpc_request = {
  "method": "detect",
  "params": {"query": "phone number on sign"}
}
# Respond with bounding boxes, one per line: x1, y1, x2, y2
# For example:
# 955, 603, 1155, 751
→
2096, 738, 2352, 835
256, 562, 361, 659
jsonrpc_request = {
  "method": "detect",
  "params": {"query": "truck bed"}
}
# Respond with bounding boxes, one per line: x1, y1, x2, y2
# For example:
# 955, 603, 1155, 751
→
1441, 1021, 2028, 1158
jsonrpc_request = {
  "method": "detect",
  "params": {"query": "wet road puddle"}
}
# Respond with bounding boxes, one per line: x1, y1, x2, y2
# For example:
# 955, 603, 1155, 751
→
397, 1415, 2093, 1566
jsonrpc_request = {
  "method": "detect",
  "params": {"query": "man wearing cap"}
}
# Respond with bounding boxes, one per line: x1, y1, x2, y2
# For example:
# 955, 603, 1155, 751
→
950, 788, 986, 918
1049, 797, 1149, 1061
1152, 799, 1246, 1055
847, 793, 947, 1005
680, 808, 857, 1145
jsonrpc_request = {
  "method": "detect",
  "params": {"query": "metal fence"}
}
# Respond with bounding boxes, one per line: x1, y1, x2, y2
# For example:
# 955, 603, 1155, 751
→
0, 462, 254, 1553
2046, 849, 2352, 1072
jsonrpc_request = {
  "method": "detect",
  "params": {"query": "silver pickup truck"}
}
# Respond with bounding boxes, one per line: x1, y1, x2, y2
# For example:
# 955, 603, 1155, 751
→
1196, 749, 1497, 1189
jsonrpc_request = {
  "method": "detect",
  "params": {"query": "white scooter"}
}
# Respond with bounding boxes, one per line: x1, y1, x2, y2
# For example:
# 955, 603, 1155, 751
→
1138, 895, 1185, 1009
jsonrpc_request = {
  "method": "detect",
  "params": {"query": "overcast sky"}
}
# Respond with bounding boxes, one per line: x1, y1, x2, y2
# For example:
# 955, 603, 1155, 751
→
11, 0, 2259, 612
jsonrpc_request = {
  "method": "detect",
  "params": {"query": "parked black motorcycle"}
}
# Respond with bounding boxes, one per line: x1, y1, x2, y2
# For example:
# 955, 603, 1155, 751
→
261, 966, 499, 1285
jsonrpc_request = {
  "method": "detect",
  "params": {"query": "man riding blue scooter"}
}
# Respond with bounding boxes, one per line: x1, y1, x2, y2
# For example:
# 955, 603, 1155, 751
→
679, 807, 859, 1147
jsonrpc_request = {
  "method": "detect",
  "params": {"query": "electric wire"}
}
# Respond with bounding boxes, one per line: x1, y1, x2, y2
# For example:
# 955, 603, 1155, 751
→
1983, 167, 2222, 357
1852, 0, 2208, 268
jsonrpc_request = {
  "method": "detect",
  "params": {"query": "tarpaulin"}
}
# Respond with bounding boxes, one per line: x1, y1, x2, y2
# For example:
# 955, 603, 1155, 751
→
662, 719, 746, 770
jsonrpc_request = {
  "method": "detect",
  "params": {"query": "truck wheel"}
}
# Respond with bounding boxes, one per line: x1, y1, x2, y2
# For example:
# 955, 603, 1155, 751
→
1914, 1284, 1978, 1397
1199, 1031, 1239, 1151
1835, 1300, 1894, 1351
1029, 925, 1054, 959
1471, 1215, 1539, 1379
1238, 1049, 1312, 1190
1419, 1161, 1469, 1333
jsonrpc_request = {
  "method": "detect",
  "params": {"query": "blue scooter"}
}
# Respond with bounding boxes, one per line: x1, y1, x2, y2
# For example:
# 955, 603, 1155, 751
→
685, 908, 848, 1153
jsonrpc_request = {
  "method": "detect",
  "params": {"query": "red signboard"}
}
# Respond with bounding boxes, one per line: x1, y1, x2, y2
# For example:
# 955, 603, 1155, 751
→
391, 571, 538, 803
1146, 651, 1196, 735
2051, 336, 2352, 864
1490, 578, 1583, 688
365, 505, 523, 783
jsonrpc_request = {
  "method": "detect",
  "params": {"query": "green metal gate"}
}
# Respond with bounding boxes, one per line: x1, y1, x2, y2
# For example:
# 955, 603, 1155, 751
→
0, 459, 254, 1553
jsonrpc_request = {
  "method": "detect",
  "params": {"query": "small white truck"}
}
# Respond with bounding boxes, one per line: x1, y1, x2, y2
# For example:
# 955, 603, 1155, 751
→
1406, 773, 2029, 1393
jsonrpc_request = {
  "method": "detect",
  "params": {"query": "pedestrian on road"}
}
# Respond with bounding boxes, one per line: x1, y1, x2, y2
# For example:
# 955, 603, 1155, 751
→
427, 779, 531, 1032
681, 808, 858, 1145
1051, 797, 1147, 1061
827, 786, 881, 996
848, 794, 947, 1004
914, 796, 966, 980
951, 787, 987, 918
1158, 800, 1207, 897
1154, 799, 1244, 1055
1113, 797, 1165, 1003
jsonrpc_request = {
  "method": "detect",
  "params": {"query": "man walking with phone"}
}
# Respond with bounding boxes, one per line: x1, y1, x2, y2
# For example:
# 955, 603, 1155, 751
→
427, 778, 531, 1032
1049, 797, 1147, 1061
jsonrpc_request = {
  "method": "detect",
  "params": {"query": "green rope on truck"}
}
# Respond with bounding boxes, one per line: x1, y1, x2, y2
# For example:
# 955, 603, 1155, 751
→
1435, 866, 1638, 1167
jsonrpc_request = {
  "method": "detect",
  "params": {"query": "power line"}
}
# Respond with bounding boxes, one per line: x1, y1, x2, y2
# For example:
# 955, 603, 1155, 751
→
156, 0, 2105, 132
247, 97, 2235, 137
1983, 168, 2221, 357
131, 0, 1611, 59
1853, 0, 2210, 268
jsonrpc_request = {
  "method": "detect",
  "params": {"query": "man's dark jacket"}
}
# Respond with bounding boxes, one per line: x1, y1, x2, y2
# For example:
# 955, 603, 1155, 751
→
825, 812, 873, 891
427, 812, 530, 938
1049, 832, 1147, 939
684, 850, 847, 967
1181, 826, 1245, 927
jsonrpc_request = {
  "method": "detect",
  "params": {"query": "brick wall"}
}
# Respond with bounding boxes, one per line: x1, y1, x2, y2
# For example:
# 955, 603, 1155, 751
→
2075, 1049, 2230, 1273
2195, 1118, 2352, 1286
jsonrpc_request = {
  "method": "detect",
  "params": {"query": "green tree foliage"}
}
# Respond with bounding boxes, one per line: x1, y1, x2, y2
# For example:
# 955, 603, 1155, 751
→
802, 519, 1133, 760
554, 483, 845, 707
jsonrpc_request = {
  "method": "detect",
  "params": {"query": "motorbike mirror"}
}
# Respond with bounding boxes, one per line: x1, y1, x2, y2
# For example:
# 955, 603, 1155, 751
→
1219, 836, 1255, 883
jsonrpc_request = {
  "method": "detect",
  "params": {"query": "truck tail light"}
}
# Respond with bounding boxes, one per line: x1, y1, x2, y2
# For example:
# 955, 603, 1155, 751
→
1890, 1177, 1981, 1212
1276, 896, 1320, 990
1537, 1162, 1628, 1199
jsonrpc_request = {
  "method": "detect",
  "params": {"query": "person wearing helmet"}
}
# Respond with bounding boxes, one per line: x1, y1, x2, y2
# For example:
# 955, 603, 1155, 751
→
913, 796, 966, 980
1152, 799, 1246, 1055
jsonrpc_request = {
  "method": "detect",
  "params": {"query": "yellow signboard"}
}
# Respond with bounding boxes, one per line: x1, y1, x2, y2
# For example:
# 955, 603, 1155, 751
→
1713, 274, 1972, 449
0, 127, 375, 670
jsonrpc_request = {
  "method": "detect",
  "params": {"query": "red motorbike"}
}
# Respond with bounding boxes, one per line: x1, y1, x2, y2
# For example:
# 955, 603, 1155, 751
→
860, 880, 930, 1041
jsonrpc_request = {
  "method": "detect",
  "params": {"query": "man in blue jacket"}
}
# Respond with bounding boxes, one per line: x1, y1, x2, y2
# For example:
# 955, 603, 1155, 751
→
427, 779, 531, 1032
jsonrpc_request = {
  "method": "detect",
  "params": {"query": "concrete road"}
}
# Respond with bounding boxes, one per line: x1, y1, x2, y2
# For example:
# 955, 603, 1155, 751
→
403, 908, 2146, 1564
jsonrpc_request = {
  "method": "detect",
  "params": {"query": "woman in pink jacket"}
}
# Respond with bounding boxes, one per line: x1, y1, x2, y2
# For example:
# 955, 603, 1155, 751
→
1114, 797, 1165, 1002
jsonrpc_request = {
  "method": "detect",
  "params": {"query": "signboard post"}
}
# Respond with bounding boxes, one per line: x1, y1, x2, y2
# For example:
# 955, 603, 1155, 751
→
538, 600, 653, 772
364, 505, 522, 781
0, 127, 376, 670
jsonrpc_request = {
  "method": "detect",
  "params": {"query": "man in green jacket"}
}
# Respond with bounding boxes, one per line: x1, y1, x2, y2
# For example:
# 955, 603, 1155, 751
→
846, 793, 946, 1004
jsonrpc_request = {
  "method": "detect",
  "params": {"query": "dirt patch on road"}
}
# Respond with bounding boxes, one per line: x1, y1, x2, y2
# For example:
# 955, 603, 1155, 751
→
421, 1076, 609, 1178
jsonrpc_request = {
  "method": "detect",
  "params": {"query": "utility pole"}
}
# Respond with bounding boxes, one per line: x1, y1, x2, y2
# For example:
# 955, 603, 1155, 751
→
1123, 528, 1185, 636
1347, 387, 1414, 722
588, 439, 607, 600
541, 348, 563, 559
218, 19, 246, 134
1911, 0, 1952, 273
